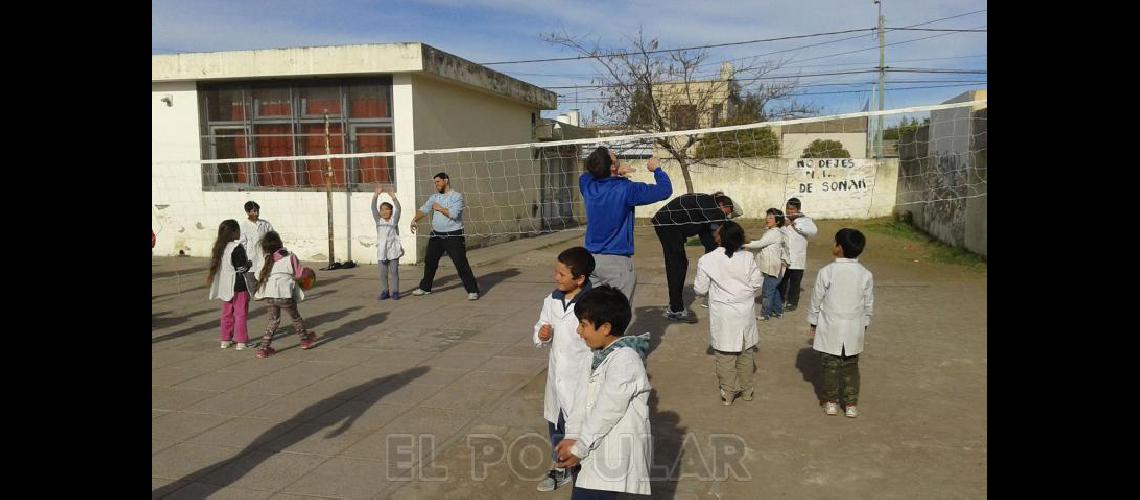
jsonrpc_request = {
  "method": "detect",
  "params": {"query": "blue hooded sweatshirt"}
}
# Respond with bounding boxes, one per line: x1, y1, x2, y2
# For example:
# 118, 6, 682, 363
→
580, 170, 672, 256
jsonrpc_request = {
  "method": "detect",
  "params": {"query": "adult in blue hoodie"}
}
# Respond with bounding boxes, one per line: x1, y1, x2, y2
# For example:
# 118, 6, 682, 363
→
579, 146, 672, 301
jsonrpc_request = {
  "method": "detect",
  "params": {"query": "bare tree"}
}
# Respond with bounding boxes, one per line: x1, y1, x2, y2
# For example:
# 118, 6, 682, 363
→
545, 28, 817, 193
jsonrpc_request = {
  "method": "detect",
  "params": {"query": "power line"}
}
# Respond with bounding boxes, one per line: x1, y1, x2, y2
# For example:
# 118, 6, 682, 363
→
501, 54, 988, 81
555, 79, 987, 98
677, 9, 987, 76
479, 28, 876, 65
556, 82, 986, 103
540, 68, 985, 90
885, 27, 986, 32
788, 24, 986, 65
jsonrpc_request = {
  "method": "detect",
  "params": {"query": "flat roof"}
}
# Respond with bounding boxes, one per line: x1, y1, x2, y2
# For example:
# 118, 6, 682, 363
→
152, 43, 557, 109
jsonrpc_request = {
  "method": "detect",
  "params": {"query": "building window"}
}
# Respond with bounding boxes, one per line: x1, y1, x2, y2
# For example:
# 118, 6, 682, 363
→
670, 104, 698, 130
199, 78, 394, 191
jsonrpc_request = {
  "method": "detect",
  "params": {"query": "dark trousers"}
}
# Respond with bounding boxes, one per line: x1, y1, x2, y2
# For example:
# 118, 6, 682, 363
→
654, 225, 689, 314
547, 410, 566, 464
418, 230, 478, 293
779, 269, 805, 307
571, 487, 617, 500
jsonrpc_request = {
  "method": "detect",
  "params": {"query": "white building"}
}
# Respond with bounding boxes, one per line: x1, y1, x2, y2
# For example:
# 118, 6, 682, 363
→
152, 43, 557, 264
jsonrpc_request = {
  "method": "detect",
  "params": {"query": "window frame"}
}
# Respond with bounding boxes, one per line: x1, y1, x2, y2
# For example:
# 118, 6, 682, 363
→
199, 78, 394, 192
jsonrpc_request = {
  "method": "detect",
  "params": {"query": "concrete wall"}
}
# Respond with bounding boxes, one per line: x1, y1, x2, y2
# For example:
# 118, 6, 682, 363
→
409, 74, 545, 256
619, 158, 899, 220
780, 132, 868, 159
895, 90, 987, 257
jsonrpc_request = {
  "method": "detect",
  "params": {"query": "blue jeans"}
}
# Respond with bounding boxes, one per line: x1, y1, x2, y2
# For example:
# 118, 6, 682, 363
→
761, 274, 783, 318
547, 410, 566, 463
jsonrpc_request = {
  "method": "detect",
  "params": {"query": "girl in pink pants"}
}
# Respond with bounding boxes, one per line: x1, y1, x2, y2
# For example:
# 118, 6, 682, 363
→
207, 220, 256, 350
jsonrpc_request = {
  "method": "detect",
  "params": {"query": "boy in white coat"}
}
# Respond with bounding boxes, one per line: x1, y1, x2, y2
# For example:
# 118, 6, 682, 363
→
555, 285, 652, 499
534, 246, 596, 492
808, 228, 874, 418
695, 221, 765, 405
240, 201, 275, 280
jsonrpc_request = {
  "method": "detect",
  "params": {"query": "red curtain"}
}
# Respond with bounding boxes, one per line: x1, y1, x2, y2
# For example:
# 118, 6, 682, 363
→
303, 124, 346, 186
356, 128, 392, 184
255, 125, 295, 187
304, 93, 341, 116
348, 85, 390, 118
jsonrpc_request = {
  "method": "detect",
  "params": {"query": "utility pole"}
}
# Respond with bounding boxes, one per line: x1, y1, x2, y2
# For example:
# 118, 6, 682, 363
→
323, 111, 336, 269
875, 0, 886, 159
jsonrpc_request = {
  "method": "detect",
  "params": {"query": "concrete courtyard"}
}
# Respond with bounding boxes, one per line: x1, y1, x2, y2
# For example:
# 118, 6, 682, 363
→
152, 219, 986, 499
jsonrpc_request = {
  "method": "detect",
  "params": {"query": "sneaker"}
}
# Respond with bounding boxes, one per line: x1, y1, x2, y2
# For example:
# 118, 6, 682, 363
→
256, 346, 277, 359
467, 292, 479, 301
845, 405, 859, 418
299, 332, 317, 350
536, 467, 572, 492
391, 291, 400, 300
741, 388, 754, 401
411, 288, 431, 296
719, 388, 735, 406
699, 298, 709, 308
824, 401, 840, 415
785, 304, 798, 312
379, 291, 390, 300
220, 341, 232, 349
235, 342, 247, 351
757, 315, 769, 321
664, 309, 698, 323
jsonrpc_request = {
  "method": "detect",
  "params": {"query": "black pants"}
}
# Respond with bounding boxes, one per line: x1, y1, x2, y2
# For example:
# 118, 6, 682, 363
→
418, 230, 479, 294
570, 487, 617, 500
779, 269, 805, 307
654, 225, 689, 314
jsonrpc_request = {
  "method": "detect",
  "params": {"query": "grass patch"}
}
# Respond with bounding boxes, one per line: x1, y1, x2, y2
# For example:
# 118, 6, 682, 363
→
863, 219, 986, 271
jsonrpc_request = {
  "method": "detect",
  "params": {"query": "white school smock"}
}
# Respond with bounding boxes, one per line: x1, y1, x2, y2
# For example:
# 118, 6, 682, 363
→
694, 247, 765, 352
564, 347, 652, 495
240, 218, 275, 279
533, 288, 593, 424
782, 215, 817, 270
372, 193, 405, 262
254, 250, 305, 302
207, 241, 254, 301
744, 227, 789, 277
807, 258, 874, 356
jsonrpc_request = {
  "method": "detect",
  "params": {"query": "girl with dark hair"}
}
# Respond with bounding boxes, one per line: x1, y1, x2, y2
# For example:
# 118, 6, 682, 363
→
693, 220, 765, 406
207, 220, 256, 350
253, 231, 316, 358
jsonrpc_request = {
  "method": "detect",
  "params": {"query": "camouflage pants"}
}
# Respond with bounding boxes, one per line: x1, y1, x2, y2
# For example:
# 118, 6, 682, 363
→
820, 349, 860, 405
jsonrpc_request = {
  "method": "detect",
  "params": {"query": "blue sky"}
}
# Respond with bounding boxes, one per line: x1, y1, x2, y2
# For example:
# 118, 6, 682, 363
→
152, 0, 986, 122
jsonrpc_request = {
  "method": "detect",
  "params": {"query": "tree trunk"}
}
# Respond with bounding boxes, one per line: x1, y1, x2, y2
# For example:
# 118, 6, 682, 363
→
679, 159, 695, 194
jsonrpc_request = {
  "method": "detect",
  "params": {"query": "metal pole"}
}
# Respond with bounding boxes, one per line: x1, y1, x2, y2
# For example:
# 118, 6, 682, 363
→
876, 0, 886, 159
324, 111, 336, 268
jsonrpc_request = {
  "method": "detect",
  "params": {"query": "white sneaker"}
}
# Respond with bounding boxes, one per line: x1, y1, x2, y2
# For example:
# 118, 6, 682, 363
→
824, 401, 840, 415
467, 292, 479, 301
235, 343, 247, 351
220, 341, 232, 349
845, 405, 858, 418
411, 288, 431, 296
